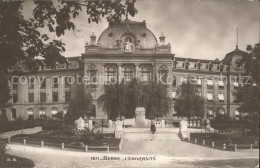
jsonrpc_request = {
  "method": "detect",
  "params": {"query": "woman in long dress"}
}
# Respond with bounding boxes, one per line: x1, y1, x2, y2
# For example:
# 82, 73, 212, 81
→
151, 120, 156, 134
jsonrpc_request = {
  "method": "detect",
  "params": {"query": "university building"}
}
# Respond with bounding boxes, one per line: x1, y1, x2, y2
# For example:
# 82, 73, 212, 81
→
3, 19, 247, 121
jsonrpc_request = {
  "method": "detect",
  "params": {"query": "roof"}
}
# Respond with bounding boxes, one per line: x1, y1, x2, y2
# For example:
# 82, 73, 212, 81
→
222, 47, 248, 65
174, 57, 221, 64
97, 19, 158, 49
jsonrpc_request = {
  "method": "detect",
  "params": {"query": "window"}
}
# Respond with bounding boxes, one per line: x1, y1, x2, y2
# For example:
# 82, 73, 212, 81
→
207, 93, 213, 102
51, 107, 58, 117
12, 78, 18, 90
39, 108, 46, 118
40, 78, 46, 89
106, 65, 117, 83
196, 78, 202, 88
207, 108, 213, 119
159, 71, 168, 84
91, 104, 96, 118
52, 92, 58, 102
65, 91, 70, 102
13, 93, 17, 103
207, 79, 213, 89
40, 92, 46, 102
140, 65, 151, 82
196, 92, 202, 96
89, 71, 97, 83
11, 108, 16, 119
28, 93, 34, 102
233, 81, 239, 87
69, 60, 79, 68
172, 77, 176, 87
27, 108, 34, 120
218, 80, 224, 89
235, 110, 240, 120
65, 77, 72, 88
52, 77, 59, 88
123, 65, 135, 83
218, 93, 224, 102
28, 78, 35, 90
217, 108, 225, 115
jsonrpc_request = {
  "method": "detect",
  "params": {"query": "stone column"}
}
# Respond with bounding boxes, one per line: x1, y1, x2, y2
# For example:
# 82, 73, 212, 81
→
34, 77, 40, 102
135, 63, 140, 79
117, 64, 123, 83
18, 77, 27, 103
59, 76, 65, 102
88, 120, 93, 130
46, 77, 52, 102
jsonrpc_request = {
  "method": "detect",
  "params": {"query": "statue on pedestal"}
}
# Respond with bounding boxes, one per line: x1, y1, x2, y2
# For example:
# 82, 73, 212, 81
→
124, 38, 133, 52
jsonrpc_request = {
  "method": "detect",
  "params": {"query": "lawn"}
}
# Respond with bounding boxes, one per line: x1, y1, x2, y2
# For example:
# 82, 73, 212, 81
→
189, 133, 259, 150
11, 130, 120, 148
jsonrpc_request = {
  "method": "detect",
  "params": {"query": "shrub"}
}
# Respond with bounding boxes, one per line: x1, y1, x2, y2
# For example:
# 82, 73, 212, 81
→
40, 120, 62, 130
0, 119, 37, 133
0, 142, 9, 162
58, 124, 75, 137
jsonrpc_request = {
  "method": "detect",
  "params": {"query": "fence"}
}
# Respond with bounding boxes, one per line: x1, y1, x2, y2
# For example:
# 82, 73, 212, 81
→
185, 137, 259, 151
2, 137, 120, 152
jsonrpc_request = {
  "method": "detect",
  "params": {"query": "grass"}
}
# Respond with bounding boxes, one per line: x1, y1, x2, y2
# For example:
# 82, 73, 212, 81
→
190, 133, 259, 150
12, 131, 120, 147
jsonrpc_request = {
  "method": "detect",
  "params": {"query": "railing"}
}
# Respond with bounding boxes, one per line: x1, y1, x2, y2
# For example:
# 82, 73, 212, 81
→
7, 137, 119, 152
184, 137, 259, 151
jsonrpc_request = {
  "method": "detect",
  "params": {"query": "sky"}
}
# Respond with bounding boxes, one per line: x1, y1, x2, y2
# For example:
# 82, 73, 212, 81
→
23, 0, 260, 60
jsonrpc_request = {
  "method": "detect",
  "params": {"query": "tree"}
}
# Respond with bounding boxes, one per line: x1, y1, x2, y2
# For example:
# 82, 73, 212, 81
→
143, 81, 169, 120
174, 81, 205, 119
98, 78, 169, 120
98, 82, 123, 120
0, 73, 12, 109
233, 85, 259, 115
0, 0, 137, 72
237, 43, 260, 85
234, 43, 260, 134
0, 72, 12, 121
65, 84, 93, 124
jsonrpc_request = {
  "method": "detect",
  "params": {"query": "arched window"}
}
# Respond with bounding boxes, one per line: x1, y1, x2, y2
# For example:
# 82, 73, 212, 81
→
39, 108, 46, 119
27, 108, 34, 120
51, 107, 58, 117
140, 65, 151, 82
123, 65, 135, 82
106, 65, 117, 83
159, 64, 168, 84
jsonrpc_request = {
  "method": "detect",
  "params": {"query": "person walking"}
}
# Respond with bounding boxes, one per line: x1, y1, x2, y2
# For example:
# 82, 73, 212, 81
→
151, 120, 156, 134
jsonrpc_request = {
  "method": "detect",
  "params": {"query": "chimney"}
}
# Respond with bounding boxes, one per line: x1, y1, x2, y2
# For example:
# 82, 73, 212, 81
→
159, 32, 166, 45
90, 32, 96, 45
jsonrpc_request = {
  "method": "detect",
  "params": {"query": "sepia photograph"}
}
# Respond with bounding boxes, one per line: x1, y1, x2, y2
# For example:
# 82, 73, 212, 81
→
0, 0, 259, 167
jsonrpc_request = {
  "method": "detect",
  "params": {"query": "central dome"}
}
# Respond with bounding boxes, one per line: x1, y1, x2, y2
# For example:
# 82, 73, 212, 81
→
97, 19, 158, 49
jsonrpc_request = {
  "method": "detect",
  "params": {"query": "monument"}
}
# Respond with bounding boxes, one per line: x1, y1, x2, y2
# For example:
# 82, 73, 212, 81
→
134, 107, 146, 127
114, 120, 123, 139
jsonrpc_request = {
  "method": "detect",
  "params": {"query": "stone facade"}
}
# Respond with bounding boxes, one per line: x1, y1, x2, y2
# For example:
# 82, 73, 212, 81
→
2, 19, 246, 121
